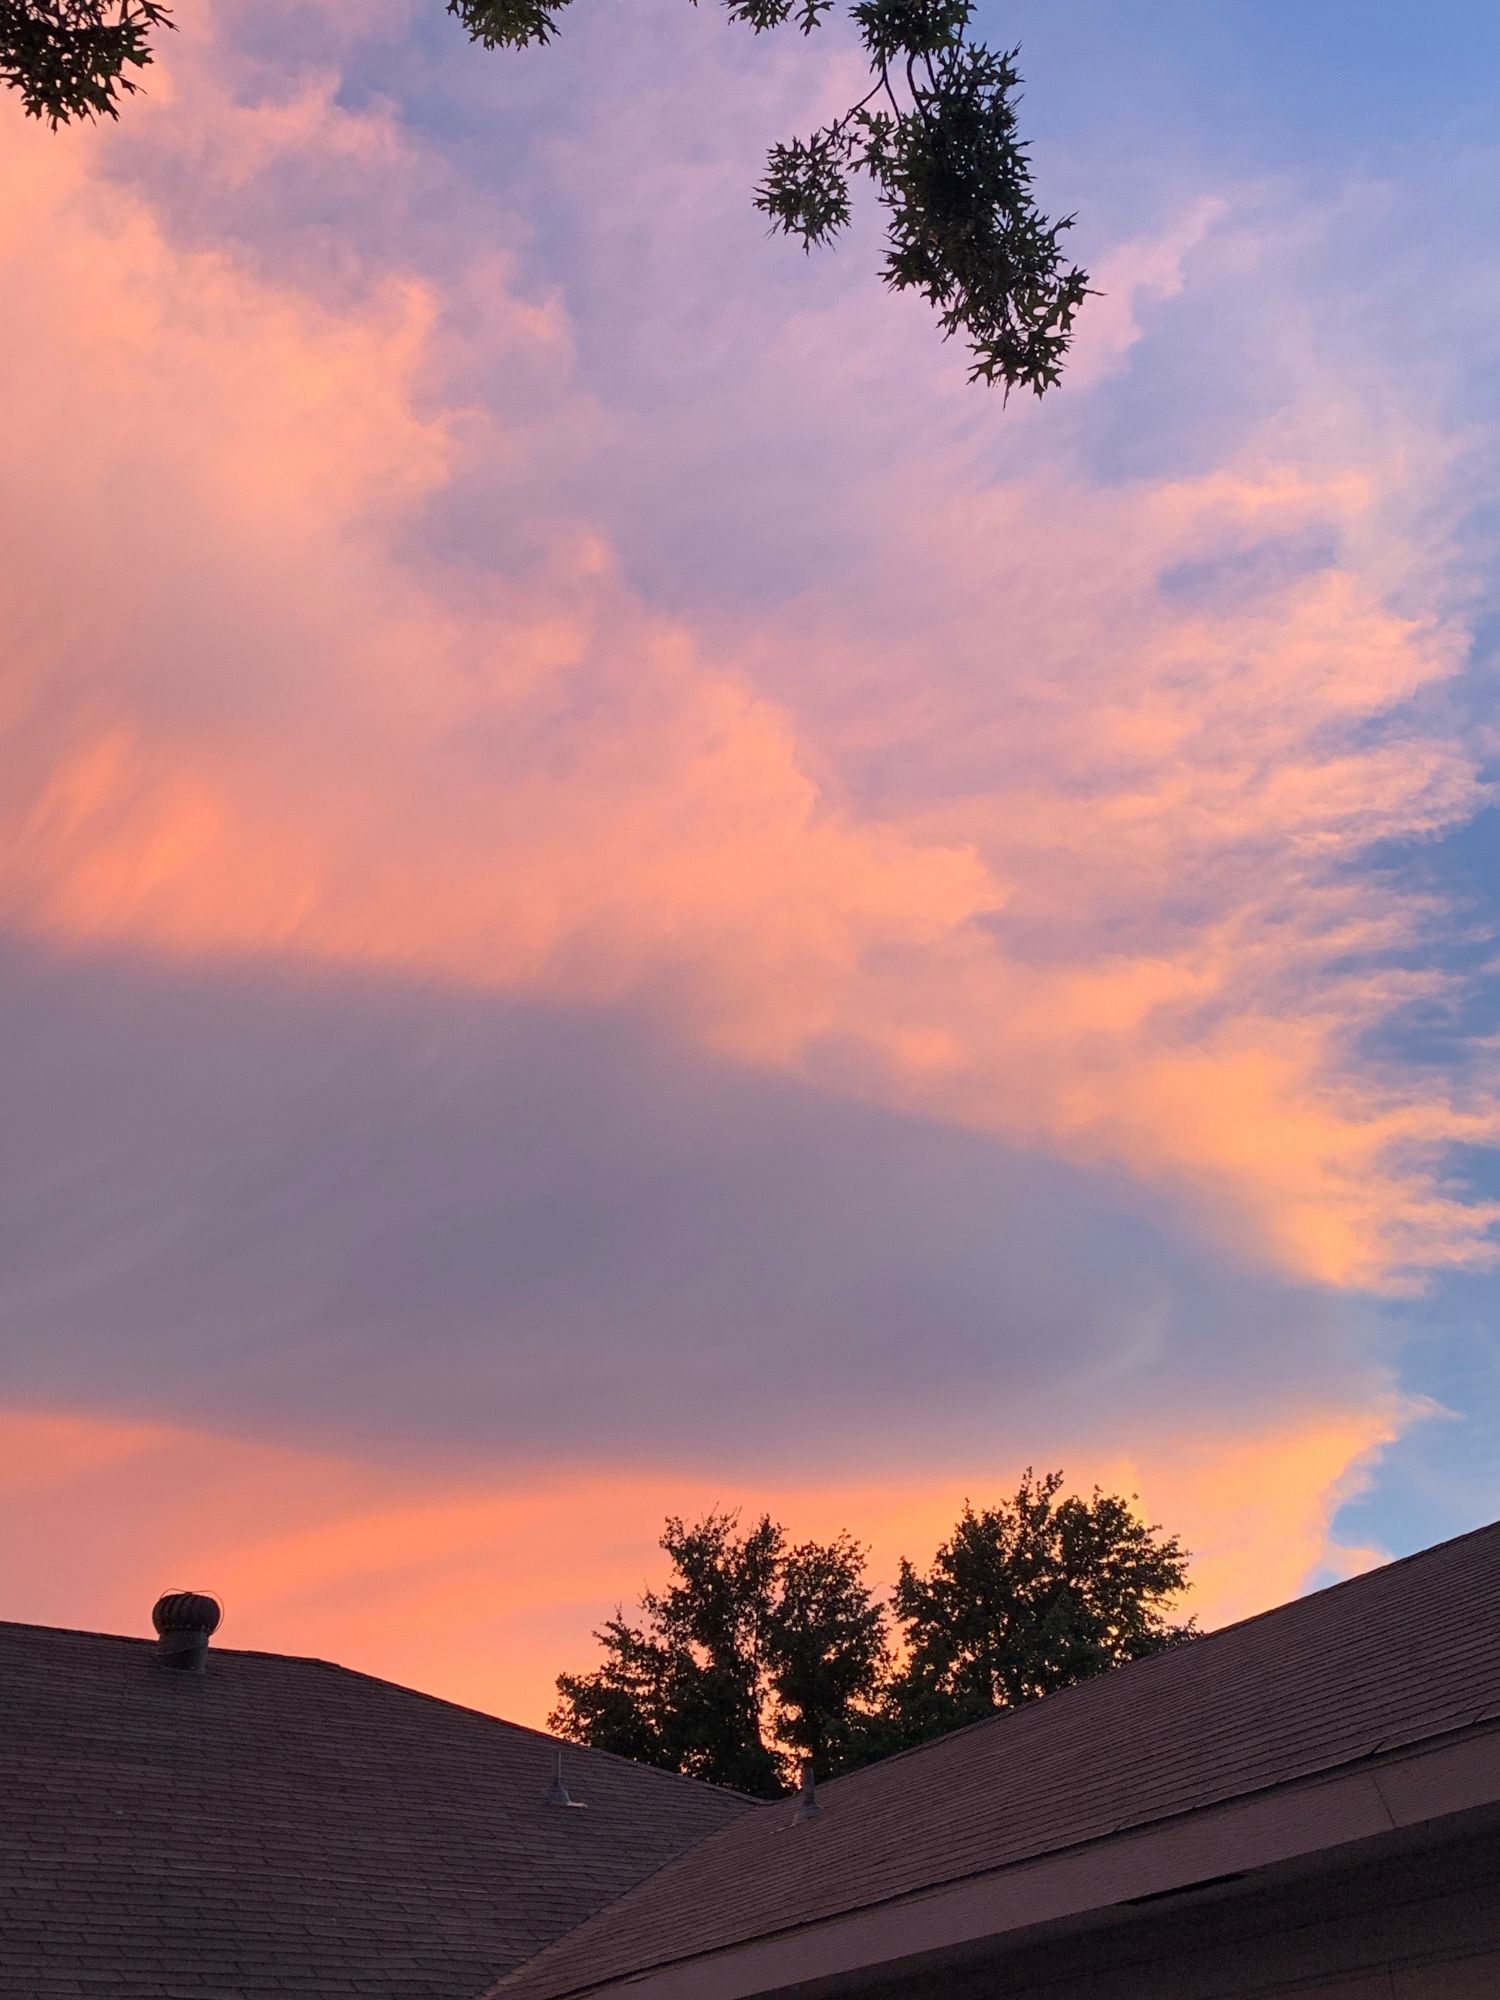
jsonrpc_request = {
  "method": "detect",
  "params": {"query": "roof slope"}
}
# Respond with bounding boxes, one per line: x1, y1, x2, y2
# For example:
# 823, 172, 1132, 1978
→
492, 1517, 1500, 2000
0, 1620, 748, 2000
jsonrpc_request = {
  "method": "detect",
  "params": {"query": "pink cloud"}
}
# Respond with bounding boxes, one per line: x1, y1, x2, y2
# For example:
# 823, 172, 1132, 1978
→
1, 15, 1493, 1311
1064, 196, 1230, 390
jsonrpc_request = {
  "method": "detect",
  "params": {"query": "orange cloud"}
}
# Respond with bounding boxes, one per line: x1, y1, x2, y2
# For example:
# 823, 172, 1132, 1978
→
0, 1402, 1403, 1726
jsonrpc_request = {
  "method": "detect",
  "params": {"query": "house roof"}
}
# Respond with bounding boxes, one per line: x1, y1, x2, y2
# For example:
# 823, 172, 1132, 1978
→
490, 1517, 1500, 2000
0, 1617, 749, 2000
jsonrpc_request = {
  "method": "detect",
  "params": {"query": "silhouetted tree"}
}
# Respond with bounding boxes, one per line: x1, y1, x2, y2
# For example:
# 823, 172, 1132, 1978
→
550, 1511, 887, 1796
553, 1477, 1192, 1789
872, 1468, 1195, 1754
6, 1, 1089, 398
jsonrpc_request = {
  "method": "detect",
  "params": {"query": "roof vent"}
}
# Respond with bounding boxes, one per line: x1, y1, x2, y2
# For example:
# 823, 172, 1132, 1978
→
544, 1749, 586, 1809
792, 1759, 822, 1823
152, 1590, 222, 1673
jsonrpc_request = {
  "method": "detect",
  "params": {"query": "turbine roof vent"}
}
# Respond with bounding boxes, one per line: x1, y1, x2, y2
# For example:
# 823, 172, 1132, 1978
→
151, 1590, 222, 1673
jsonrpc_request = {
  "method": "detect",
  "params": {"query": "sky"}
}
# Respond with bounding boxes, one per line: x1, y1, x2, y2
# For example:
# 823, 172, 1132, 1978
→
3, 0, 1499, 1725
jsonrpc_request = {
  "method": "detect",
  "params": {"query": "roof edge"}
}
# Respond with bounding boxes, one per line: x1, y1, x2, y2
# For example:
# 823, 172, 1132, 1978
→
792, 1514, 1500, 1799
497, 1715, 1500, 2000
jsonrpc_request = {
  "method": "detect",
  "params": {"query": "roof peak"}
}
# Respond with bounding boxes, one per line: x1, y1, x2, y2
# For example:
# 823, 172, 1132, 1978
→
0, 1614, 757, 1800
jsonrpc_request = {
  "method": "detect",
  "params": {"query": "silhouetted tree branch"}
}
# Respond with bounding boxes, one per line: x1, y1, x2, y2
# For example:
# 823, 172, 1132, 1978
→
6, 1, 1091, 395
1, 0, 169, 124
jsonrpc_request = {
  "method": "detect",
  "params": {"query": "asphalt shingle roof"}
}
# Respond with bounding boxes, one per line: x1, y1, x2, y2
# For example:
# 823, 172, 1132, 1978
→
0, 1620, 748, 2000
491, 1517, 1500, 2000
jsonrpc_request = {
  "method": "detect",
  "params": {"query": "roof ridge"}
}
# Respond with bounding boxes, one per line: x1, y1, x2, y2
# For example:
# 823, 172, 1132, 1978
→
287, 1653, 762, 1801
0, 1617, 158, 1647
806, 1512, 1500, 1796
1167, 1510, 1500, 1642
0, 1616, 756, 1805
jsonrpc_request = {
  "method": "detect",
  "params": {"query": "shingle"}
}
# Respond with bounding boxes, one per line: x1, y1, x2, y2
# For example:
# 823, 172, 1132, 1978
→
489, 1517, 1500, 2000
0, 1622, 748, 2000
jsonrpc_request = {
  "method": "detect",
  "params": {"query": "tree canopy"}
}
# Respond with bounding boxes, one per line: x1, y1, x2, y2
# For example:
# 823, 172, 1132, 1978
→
552, 1472, 1194, 1794
5, 0, 1089, 397
549, 1512, 887, 1796
876, 1469, 1196, 1753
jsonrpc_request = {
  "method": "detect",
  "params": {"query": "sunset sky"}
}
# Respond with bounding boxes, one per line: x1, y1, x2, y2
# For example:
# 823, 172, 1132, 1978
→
5, 0, 1500, 1725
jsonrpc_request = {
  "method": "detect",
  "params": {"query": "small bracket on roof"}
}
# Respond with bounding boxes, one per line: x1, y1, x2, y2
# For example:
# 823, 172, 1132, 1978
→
545, 1749, 587, 1808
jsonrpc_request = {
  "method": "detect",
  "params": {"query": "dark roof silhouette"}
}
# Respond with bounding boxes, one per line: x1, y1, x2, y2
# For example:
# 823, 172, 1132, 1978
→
0, 1618, 748, 2000
490, 1517, 1500, 2000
